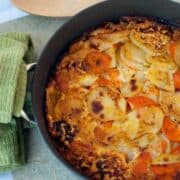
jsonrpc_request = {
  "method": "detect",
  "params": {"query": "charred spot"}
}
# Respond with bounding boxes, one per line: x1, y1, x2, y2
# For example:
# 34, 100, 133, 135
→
95, 59, 102, 66
90, 155, 125, 180
139, 25, 157, 33
96, 160, 106, 180
90, 42, 99, 49
99, 91, 104, 96
82, 61, 90, 71
71, 61, 79, 68
163, 157, 169, 162
82, 31, 91, 41
72, 108, 82, 114
126, 102, 132, 113
130, 79, 137, 91
92, 101, 104, 114
100, 114, 105, 119
121, 16, 145, 24
107, 136, 113, 142
175, 89, 180, 93
168, 104, 173, 110
50, 120, 77, 145
174, 172, 180, 180
81, 166, 89, 172
104, 22, 115, 29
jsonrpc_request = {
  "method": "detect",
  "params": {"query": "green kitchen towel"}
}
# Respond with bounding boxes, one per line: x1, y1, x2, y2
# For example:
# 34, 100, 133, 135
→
0, 32, 34, 123
0, 119, 25, 173
0, 32, 35, 173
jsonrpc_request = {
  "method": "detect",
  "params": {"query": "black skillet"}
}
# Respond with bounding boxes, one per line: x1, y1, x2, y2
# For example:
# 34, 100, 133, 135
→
32, 0, 180, 178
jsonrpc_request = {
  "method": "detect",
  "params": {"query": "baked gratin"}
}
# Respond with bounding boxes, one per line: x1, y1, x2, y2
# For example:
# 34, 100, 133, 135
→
46, 17, 180, 179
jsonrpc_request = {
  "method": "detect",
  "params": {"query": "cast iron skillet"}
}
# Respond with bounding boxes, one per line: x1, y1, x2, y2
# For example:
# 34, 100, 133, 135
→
32, 0, 180, 177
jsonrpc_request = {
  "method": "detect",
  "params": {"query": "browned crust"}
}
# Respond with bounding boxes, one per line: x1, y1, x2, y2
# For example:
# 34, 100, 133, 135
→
46, 17, 180, 179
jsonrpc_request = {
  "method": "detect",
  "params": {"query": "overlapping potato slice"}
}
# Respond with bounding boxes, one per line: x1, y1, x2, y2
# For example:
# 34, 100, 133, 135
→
104, 47, 117, 68
78, 74, 98, 87
120, 79, 143, 97
159, 91, 180, 123
152, 153, 180, 165
123, 111, 139, 139
142, 81, 159, 102
130, 27, 170, 55
120, 42, 148, 70
89, 30, 129, 51
147, 63, 174, 91
117, 62, 136, 82
87, 87, 125, 122
117, 98, 127, 114
146, 56, 177, 71
137, 106, 164, 134
135, 134, 164, 159
115, 136, 140, 161
98, 30, 129, 44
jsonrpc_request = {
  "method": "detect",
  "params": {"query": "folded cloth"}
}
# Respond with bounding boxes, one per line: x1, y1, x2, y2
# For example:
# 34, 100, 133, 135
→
0, 119, 25, 173
0, 32, 34, 123
0, 32, 35, 173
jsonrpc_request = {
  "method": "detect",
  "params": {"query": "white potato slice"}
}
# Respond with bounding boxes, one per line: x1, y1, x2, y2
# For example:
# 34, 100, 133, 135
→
146, 56, 177, 71
111, 111, 139, 140
124, 111, 139, 139
104, 47, 117, 67
147, 65, 174, 91
99, 30, 129, 44
116, 137, 140, 161
142, 81, 159, 102
120, 42, 148, 70
89, 30, 129, 52
87, 87, 124, 122
89, 37, 113, 51
135, 133, 164, 158
117, 98, 127, 114
134, 70, 146, 82
78, 74, 98, 87
138, 106, 164, 134
159, 91, 180, 123
117, 62, 136, 82
120, 79, 143, 97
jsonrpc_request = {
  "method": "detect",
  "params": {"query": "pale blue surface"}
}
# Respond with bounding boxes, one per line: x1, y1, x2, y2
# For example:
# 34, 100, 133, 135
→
0, 0, 27, 24
0, 173, 12, 180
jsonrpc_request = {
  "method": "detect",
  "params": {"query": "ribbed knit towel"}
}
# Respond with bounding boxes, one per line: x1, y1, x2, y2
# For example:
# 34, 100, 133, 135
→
0, 119, 25, 173
0, 32, 34, 123
0, 32, 35, 173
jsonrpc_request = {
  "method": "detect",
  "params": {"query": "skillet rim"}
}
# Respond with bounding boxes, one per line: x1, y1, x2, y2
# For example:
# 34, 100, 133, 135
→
32, 0, 180, 178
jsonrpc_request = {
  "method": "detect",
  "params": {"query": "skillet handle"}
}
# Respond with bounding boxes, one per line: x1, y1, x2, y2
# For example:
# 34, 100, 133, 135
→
20, 63, 37, 125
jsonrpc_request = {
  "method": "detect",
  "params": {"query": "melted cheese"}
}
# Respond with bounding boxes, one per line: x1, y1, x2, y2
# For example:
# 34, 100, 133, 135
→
46, 17, 180, 179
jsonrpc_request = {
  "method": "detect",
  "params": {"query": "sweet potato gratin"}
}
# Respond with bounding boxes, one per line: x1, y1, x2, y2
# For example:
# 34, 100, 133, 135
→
46, 17, 180, 179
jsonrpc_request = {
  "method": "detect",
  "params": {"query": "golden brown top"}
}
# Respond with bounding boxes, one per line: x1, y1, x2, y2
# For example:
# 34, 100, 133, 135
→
46, 17, 180, 179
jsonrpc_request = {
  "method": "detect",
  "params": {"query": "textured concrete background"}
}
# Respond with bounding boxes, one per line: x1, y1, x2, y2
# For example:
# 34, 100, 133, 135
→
0, 15, 85, 180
